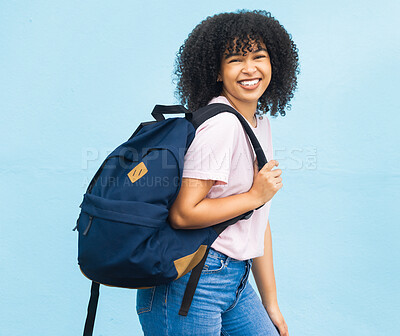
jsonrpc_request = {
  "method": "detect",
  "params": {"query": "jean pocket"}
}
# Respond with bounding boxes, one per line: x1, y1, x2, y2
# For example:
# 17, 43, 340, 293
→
136, 287, 156, 315
202, 257, 225, 274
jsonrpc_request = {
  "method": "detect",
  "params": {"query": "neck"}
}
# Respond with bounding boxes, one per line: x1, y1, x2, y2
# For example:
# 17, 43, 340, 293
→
221, 91, 257, 127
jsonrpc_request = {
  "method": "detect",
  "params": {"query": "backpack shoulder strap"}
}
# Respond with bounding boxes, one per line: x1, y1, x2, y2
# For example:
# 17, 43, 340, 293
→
178, 103, 270, 316
190, 103, 268, 170
83, 281, 100, 336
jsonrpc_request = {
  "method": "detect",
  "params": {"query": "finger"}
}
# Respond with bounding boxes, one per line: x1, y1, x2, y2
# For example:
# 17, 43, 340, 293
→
271, 169, 282, 177
262, 160, 278, 172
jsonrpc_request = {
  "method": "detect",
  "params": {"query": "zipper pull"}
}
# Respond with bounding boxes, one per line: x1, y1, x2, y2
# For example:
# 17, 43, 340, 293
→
72, 215, 81, 231
83, 216, 94, 236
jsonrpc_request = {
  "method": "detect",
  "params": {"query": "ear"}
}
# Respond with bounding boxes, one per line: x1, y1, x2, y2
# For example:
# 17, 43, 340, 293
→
217, 74, 222, 82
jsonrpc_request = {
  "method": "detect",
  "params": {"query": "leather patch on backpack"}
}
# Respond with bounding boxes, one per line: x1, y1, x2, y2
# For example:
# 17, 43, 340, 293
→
127, 162, 148, 184
174, 245, 208, 279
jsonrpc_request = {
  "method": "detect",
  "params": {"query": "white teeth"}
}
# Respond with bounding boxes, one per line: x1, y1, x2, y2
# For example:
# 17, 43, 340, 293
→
239, 79, 260, 86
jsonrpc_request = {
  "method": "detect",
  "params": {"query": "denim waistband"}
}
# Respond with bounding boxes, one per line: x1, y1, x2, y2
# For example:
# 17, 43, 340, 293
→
208, 247, 252, 265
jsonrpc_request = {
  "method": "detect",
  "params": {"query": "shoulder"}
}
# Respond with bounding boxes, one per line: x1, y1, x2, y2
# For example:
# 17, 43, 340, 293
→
257, 114, 271, 131
197, 111, 241, 134
201, 96, 243, 131
264, 115, 271, 129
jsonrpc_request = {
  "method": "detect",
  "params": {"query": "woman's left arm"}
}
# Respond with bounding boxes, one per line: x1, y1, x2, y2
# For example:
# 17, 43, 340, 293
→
252, 220, 289, 336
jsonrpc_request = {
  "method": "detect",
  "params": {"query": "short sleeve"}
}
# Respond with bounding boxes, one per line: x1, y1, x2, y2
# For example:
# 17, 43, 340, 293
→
182, 112, 240, 185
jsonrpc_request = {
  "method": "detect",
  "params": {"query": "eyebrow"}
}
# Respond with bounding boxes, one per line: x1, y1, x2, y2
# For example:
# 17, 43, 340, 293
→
224, 48, 268, 59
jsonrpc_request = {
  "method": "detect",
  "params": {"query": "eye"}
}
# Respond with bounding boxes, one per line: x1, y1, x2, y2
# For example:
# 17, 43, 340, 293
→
254, 55, 266, 60
228, 58, 241, 63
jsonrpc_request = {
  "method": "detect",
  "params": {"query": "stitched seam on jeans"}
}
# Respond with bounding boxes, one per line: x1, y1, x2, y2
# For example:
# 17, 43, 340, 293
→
225, 264, 250, 312
165, 284, 169, 336
207, 254, 225, 261
202, 259, 225, 274
221, 326, 230, 336
137, 287, 156, 315
224, 299, 238, 313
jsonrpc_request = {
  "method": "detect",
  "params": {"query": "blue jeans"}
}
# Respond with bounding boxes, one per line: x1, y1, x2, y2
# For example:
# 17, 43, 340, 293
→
136, 248, 280, 335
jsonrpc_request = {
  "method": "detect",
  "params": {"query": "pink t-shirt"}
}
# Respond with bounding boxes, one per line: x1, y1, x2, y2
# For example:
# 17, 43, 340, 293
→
182, 96, 273, 260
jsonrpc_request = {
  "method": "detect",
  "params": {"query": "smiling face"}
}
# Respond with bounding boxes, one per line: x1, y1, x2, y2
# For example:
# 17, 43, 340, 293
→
218, 40, 272, 110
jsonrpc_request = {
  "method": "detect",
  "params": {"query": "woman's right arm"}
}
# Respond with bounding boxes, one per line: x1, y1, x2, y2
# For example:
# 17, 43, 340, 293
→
168, 159, 282, 230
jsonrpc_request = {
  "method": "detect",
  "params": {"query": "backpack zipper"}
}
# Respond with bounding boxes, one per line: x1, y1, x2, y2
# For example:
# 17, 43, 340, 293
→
72, 214, 81, 231
83, 216, 94, 236
87, 155, 137, 194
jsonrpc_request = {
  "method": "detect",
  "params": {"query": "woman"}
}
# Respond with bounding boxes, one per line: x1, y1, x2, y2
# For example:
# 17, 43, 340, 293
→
136, 10, 299, 336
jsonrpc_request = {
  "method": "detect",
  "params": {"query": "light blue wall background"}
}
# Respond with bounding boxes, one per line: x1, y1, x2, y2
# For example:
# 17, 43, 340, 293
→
1, 0, 399, 335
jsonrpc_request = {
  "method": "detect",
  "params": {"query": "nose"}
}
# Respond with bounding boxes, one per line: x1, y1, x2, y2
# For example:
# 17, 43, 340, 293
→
241, 59, 257, 74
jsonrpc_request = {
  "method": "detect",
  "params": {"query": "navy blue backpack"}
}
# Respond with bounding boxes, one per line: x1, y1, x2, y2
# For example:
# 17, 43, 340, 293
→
75, 103, 267, 336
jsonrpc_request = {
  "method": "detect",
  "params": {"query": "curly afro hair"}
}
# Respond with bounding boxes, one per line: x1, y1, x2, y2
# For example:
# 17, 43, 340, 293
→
174, 10, 300, 117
